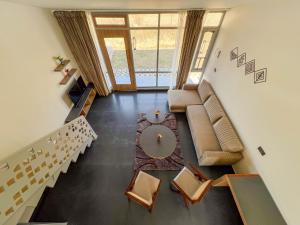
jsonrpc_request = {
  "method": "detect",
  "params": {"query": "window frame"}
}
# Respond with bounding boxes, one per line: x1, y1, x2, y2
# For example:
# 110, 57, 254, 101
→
92, 13, 128, 29
191, 27, 218, 72
91, 11, 181, 88
191, 11, 225, 73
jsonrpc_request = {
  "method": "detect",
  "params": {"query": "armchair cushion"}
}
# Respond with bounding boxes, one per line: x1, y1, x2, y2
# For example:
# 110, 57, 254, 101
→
173, 167, 212, 201
127, 171, 160, 206
191, 180, 212, 200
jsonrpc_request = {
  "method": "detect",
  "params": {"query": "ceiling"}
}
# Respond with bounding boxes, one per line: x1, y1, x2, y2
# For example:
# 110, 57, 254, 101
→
4, 0, 255, 10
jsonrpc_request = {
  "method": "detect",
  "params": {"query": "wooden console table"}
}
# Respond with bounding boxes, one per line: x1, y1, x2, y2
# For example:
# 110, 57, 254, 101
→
212, 174, 287, 225
65, 84, 96, 124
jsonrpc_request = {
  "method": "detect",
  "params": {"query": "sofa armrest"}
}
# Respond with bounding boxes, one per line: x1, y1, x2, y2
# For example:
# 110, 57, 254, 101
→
182, 84, 198, 90
199, 151, 243, 166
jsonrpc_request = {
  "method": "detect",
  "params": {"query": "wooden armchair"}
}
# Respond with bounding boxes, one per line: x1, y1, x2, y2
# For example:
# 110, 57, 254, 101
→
125, 170, 161, 212
171, 164, 212, 208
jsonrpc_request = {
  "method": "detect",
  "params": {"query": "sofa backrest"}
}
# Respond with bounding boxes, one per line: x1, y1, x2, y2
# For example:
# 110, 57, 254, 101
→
213, 116, 244, 153
204, 95, 225, 124
198, 79, 214, 103
200, 79, 243, 153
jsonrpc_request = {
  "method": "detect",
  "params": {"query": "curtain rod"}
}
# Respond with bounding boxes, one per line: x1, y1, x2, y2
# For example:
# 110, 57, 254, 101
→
52, 8, 230, 13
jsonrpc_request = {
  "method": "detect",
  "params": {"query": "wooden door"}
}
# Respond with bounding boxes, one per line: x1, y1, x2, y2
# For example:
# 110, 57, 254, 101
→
96, 29, 136, 91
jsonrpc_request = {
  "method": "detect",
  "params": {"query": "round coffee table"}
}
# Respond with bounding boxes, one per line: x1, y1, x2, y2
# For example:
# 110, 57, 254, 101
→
146, 112, 165, 124
140, 125, 176, 159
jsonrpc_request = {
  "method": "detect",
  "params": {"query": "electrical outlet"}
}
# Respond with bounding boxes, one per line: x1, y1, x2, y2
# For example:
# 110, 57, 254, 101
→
258, 146, 266, 156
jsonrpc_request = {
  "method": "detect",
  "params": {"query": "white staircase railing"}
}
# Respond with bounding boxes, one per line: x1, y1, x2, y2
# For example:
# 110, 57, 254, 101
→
0, 116, 97, 225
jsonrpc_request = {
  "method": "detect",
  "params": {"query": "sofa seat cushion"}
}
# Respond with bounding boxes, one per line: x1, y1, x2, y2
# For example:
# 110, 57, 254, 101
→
168, 89, 202, 112
204, 95, 225, 124
186, 105, 222, 159
213, 116, 244, 153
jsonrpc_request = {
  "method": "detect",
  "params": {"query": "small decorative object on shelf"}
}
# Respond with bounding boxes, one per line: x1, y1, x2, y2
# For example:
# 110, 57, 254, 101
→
157, 133, 163, 143
64, 68, 70, 75
54, 56, 64, 65
155, 110, 160, 118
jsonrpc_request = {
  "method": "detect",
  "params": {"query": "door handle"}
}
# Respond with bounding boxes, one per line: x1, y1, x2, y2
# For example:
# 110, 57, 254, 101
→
132, 37, 136, 50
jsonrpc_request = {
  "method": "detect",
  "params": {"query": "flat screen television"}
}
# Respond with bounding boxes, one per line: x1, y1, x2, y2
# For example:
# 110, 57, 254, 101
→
68, 77, 86, 106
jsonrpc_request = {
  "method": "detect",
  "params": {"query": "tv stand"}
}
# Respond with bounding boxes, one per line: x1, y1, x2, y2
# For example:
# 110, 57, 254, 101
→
65, 83, 96, 123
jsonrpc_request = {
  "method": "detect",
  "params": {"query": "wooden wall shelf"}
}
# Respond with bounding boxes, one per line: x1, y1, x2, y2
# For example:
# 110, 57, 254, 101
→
59, 68, 77, 85
54, 60, 70, 72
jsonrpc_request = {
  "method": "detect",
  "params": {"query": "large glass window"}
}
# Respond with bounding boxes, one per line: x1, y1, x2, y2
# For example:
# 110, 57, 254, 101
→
129, 14, 159, 27
93, 12, 183, 89
129, 13, 180, 88
131, 30, 158, 72
160, 13, 179, 27
95, 17, 125, 26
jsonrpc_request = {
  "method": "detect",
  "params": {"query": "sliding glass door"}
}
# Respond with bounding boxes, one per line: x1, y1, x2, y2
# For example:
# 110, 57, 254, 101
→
93, 12, 182, 90
129, 13, 180, 88
131, 29, 158, 87
96, 29, 136, 91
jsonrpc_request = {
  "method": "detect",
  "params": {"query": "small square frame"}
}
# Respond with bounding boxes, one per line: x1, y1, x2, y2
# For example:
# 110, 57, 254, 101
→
254, 68, 267, 84
237, 53, 246, 67
230, 47, 238, 61
245, 59, 255, 75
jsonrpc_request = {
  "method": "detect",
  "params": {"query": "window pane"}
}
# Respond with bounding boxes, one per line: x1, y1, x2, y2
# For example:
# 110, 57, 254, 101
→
131, 29, 158, 71
194, 58, 205, 70
95, 17, 125, 26
129, 14, 158, 27
187, 72, 202, 84
158, 73, 172, 87
160, 13, 179, 27
198, 31, 213, 58
158, 29, 177, 72
136, 73, 156, 87
193, 31, 214, 71
204, 12, 223, 27
104, 38, 131, 84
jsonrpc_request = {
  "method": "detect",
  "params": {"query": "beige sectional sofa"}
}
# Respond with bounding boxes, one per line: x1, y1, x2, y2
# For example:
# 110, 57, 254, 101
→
168, 80, 243, 166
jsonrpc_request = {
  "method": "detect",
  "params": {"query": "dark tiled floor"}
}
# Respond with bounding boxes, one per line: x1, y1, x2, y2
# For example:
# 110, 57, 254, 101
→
32, 91, 242, 225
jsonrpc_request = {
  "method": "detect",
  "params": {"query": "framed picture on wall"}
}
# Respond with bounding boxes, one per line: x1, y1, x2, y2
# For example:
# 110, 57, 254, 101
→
230, 47, 238, 61
254, 68, 267, 83
237, 53, 246, 67
245, 59, 255, 75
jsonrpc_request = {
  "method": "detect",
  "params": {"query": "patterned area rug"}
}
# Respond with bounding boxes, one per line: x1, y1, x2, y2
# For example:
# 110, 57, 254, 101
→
134, 113, 184, 171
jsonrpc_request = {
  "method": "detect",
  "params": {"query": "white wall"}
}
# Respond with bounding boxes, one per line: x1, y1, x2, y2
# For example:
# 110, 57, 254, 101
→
0, 1, 78, 159
204, 0, 300, 224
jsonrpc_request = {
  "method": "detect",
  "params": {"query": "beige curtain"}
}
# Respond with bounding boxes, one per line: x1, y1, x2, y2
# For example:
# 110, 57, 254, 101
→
54, 11, 110, 96
176, 10, 205, 89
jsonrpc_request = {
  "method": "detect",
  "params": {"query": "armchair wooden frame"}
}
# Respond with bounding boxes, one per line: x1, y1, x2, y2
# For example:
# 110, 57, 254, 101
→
125, 170, 161, 212
171, 163, 212, 208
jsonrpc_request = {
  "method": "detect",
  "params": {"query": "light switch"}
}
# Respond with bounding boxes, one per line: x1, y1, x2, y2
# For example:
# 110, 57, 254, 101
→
258, 146, 266, 156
